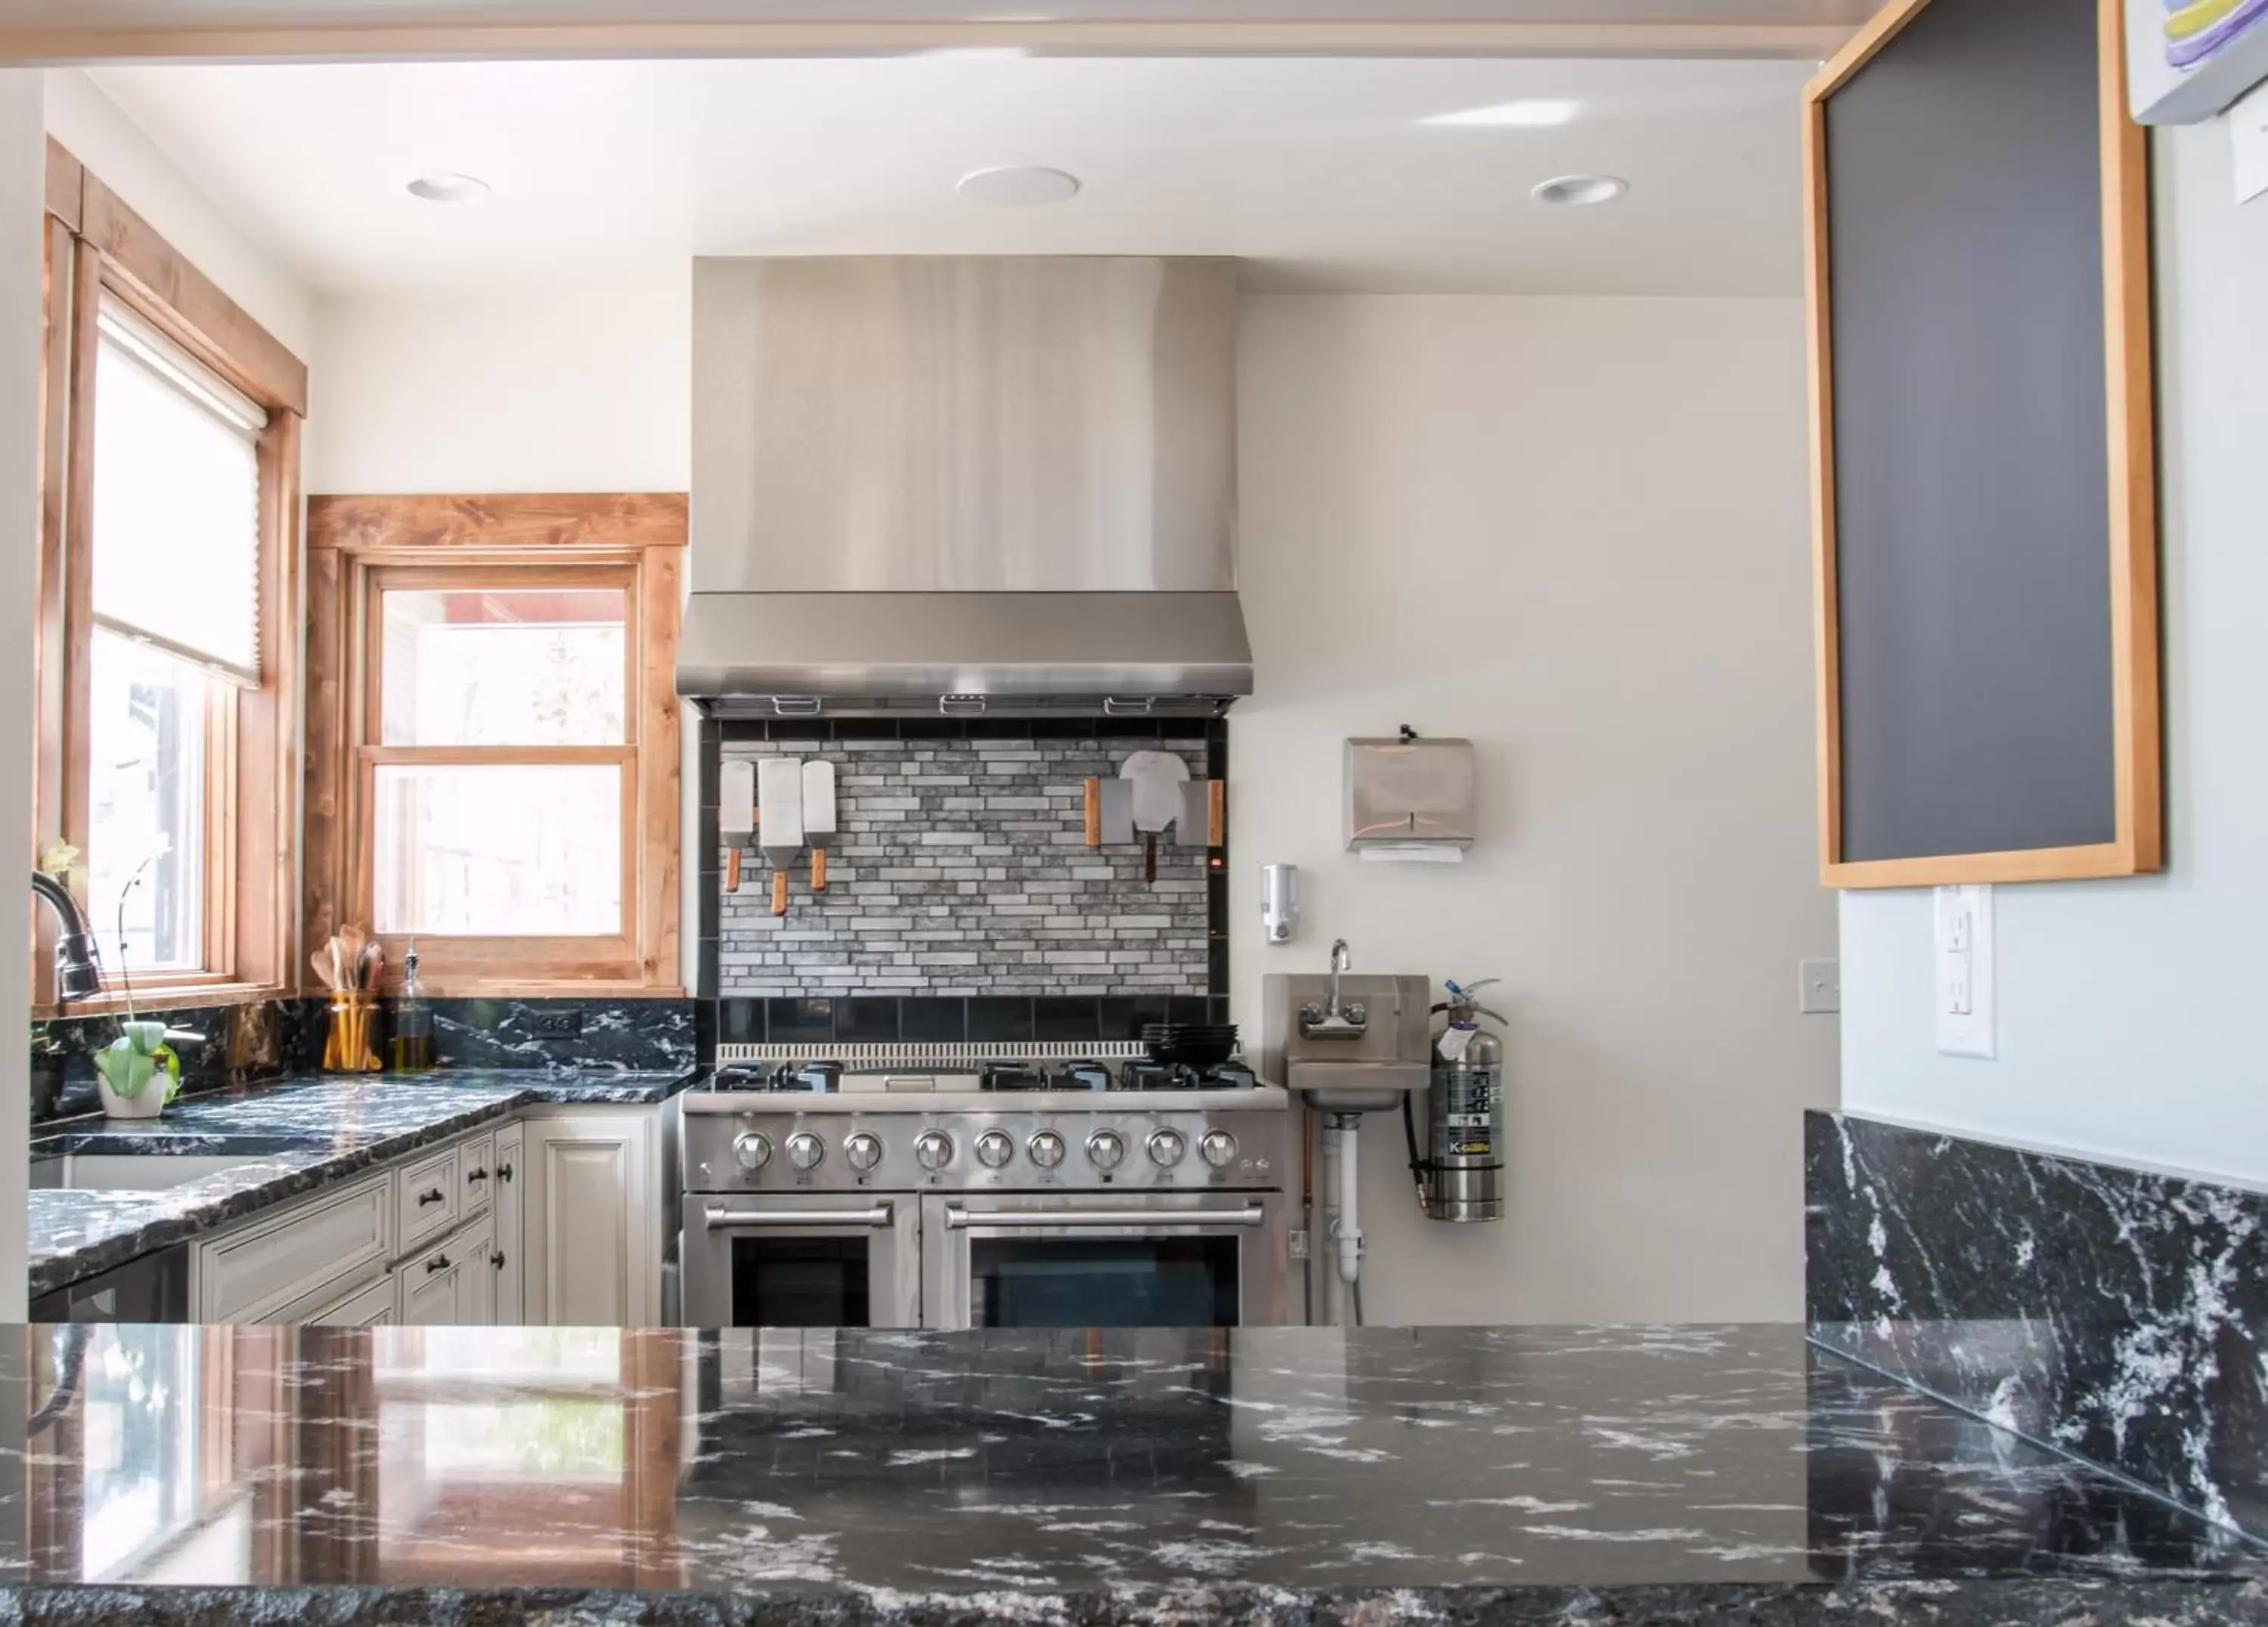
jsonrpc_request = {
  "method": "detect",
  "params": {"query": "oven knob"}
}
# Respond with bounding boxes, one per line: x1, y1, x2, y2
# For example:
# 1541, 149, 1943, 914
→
1148, 1129, 1187, 1167
1086, 1130, 1126, 1170
1027, 1130, 1067, 1169
733, 1132, 773, 1172
844, 1132, 884, 1173
785, 1131, 826, 1171
1200, 1129, 1238, 1169
915, 1130, 956, 1171
976, 1130, 1015, 1169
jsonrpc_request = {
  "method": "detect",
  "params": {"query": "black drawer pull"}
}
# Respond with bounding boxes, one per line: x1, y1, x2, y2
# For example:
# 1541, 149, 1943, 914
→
425, 1254, 451, 1274
416, 1188, 445, 1207
498, 1161, 513, 1183
490, 1250, 506, 1269
466, 1168, 488, 1184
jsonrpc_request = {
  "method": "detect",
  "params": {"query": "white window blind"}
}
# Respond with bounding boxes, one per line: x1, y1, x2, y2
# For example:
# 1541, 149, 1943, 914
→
91, 296, 268, 686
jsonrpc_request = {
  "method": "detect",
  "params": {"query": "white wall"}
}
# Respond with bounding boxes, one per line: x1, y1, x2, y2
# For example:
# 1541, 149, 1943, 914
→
1234, 294, 1837, 1323
2, 73, 45, 1320
303, 280, 1837, 1320
305, 273, 689, 494
42, 68, 314, 362
1840, 120, 2268, 1187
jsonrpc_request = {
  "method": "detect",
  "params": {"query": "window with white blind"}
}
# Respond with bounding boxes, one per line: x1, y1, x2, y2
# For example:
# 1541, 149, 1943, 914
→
35, 144, 307, 1010
85, 299, 270, 973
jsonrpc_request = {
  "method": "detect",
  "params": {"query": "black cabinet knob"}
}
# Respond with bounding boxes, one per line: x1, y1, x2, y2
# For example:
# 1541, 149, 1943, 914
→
417, 1188, 445, 1207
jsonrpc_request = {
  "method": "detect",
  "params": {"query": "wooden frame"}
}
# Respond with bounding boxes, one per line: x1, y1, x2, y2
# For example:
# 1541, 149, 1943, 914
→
1804, 0, 2160, 888
304, 493, 686, 996
31, 141, 305, 1014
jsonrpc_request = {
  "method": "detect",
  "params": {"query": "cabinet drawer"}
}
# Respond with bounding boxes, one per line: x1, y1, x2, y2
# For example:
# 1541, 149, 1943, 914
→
397, 1218, 484, 1325
305, 1275, 398, 1326
459, 1132, 497, 1216
197, 1173, 392, 1324
395, 1145, 461, 1254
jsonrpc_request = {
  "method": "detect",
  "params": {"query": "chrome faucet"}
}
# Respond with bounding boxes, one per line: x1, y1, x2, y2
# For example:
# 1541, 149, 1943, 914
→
1300, 937, 1368, 1038
31, 872, 102, 1003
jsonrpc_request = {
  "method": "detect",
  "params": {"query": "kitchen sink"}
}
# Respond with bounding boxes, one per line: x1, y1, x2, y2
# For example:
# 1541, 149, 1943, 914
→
29, 1153, 268, 1192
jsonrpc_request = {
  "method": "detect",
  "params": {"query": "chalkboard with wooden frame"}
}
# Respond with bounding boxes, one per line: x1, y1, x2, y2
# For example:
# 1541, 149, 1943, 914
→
1805, 0, 2159, 888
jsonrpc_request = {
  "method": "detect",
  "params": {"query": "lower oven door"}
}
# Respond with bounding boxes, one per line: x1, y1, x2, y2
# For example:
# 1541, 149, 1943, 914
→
922, 1192, 1287, 1331
685, 1192, 922, 1328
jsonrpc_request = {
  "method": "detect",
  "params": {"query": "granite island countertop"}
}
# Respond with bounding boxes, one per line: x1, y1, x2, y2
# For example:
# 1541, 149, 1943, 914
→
29, 1068, 699, 1297
4, 1321, 2263, 1623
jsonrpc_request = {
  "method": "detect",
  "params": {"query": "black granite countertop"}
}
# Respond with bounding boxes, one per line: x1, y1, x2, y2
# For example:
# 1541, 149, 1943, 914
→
3, 1322, 2262, 1623
28, 1068, 699, 1298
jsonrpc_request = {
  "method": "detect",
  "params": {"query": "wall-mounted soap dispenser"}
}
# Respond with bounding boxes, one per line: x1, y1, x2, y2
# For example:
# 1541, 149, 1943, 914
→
1260, 863, 1300, 943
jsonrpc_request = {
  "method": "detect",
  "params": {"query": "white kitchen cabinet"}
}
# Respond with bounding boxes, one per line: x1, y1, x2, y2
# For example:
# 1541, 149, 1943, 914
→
305, 1275, 398, 1327
492, 1120, 525, 1325
519, 1107, 661, 1326
197, 1171, 392, 1324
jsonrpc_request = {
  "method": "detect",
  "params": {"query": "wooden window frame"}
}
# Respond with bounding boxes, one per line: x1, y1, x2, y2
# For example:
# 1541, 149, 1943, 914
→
31, 140, 307, 1015
1802, 0, 2158, 888
304, 494, 686, 996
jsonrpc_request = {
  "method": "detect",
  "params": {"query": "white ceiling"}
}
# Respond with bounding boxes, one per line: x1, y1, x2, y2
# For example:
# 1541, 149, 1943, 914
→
88, 54, 1816, 297
18, 0, 1876, 26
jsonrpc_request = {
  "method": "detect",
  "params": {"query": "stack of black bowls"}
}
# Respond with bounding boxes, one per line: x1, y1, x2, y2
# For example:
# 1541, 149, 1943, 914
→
1140, 1021, 1240, 1068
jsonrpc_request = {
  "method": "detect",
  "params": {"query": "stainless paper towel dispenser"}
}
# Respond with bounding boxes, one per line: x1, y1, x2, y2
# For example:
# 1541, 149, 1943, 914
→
1345, 736, 1476, 854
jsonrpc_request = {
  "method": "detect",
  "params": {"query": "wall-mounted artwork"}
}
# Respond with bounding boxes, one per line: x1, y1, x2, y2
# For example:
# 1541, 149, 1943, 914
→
2129, 0, 2268, 122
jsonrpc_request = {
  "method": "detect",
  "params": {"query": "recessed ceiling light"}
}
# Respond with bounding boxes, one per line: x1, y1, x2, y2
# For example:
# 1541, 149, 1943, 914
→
1422, 98, 1581, 129
957, 166, 1081, 206
407, 174, 490, 203
1531, 173, 1628, 206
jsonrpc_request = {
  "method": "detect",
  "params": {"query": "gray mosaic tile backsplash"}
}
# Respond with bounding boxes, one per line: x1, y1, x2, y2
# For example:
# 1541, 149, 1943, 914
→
719, 736, 1210, 998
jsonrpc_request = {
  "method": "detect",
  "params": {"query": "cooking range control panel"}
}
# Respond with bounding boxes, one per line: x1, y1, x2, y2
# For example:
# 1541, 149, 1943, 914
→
687, 1107, 1284, 1195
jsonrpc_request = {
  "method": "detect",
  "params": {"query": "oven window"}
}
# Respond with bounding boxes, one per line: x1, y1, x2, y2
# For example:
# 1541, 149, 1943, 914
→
970, 1238, 1241, 1328
730, 1238, 872, 1328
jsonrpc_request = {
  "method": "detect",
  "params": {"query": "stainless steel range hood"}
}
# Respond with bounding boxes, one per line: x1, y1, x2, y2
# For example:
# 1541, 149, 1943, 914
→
681, 256, 1250, 717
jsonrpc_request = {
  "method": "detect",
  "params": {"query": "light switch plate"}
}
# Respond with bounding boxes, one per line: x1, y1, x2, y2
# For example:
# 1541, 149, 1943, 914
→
1799, 959, 1842, 1015
2234, 78, 2268, 205
1934, 885, 1996, 1059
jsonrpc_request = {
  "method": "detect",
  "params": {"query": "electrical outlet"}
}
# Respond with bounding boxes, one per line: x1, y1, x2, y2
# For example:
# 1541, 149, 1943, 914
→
1799, 959, 1841, 1015
524, 1009, 583, 1038
1934, 885, 1996, 1060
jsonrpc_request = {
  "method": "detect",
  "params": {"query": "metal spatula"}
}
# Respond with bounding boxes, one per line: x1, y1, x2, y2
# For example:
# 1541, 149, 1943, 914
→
1120, 749, 1191, 883
757, 757, 804, 918
802, 759, 838, 891
721, 759, 756, 893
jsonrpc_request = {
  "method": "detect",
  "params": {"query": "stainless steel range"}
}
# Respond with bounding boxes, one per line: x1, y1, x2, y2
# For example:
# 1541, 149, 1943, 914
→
680, 1044, 1291, 1331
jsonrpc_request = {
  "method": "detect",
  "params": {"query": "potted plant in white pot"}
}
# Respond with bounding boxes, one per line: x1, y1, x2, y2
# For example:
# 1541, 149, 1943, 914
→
93, 1020, 181, 1120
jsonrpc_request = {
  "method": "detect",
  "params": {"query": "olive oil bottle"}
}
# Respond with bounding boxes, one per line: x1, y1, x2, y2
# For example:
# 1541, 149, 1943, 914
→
390, 939, 436, 1074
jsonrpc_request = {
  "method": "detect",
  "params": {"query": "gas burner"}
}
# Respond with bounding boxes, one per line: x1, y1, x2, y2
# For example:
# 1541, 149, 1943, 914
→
1117, 1058, 1258, 1092
711, 1061, 839, 1093
981, 1059, 1113, 1092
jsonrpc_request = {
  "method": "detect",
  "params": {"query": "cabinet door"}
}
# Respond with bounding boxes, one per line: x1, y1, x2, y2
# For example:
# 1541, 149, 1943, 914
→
456, 1213, 497, 1327
493, 1122, 525, 1325
460, 1132, 497, 1217
521, 1111, 655, 1326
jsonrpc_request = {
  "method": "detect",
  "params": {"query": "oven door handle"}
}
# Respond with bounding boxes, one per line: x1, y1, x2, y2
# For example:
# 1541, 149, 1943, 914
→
704, 1202, 895, 1231
940, 1204, 1268, 1230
